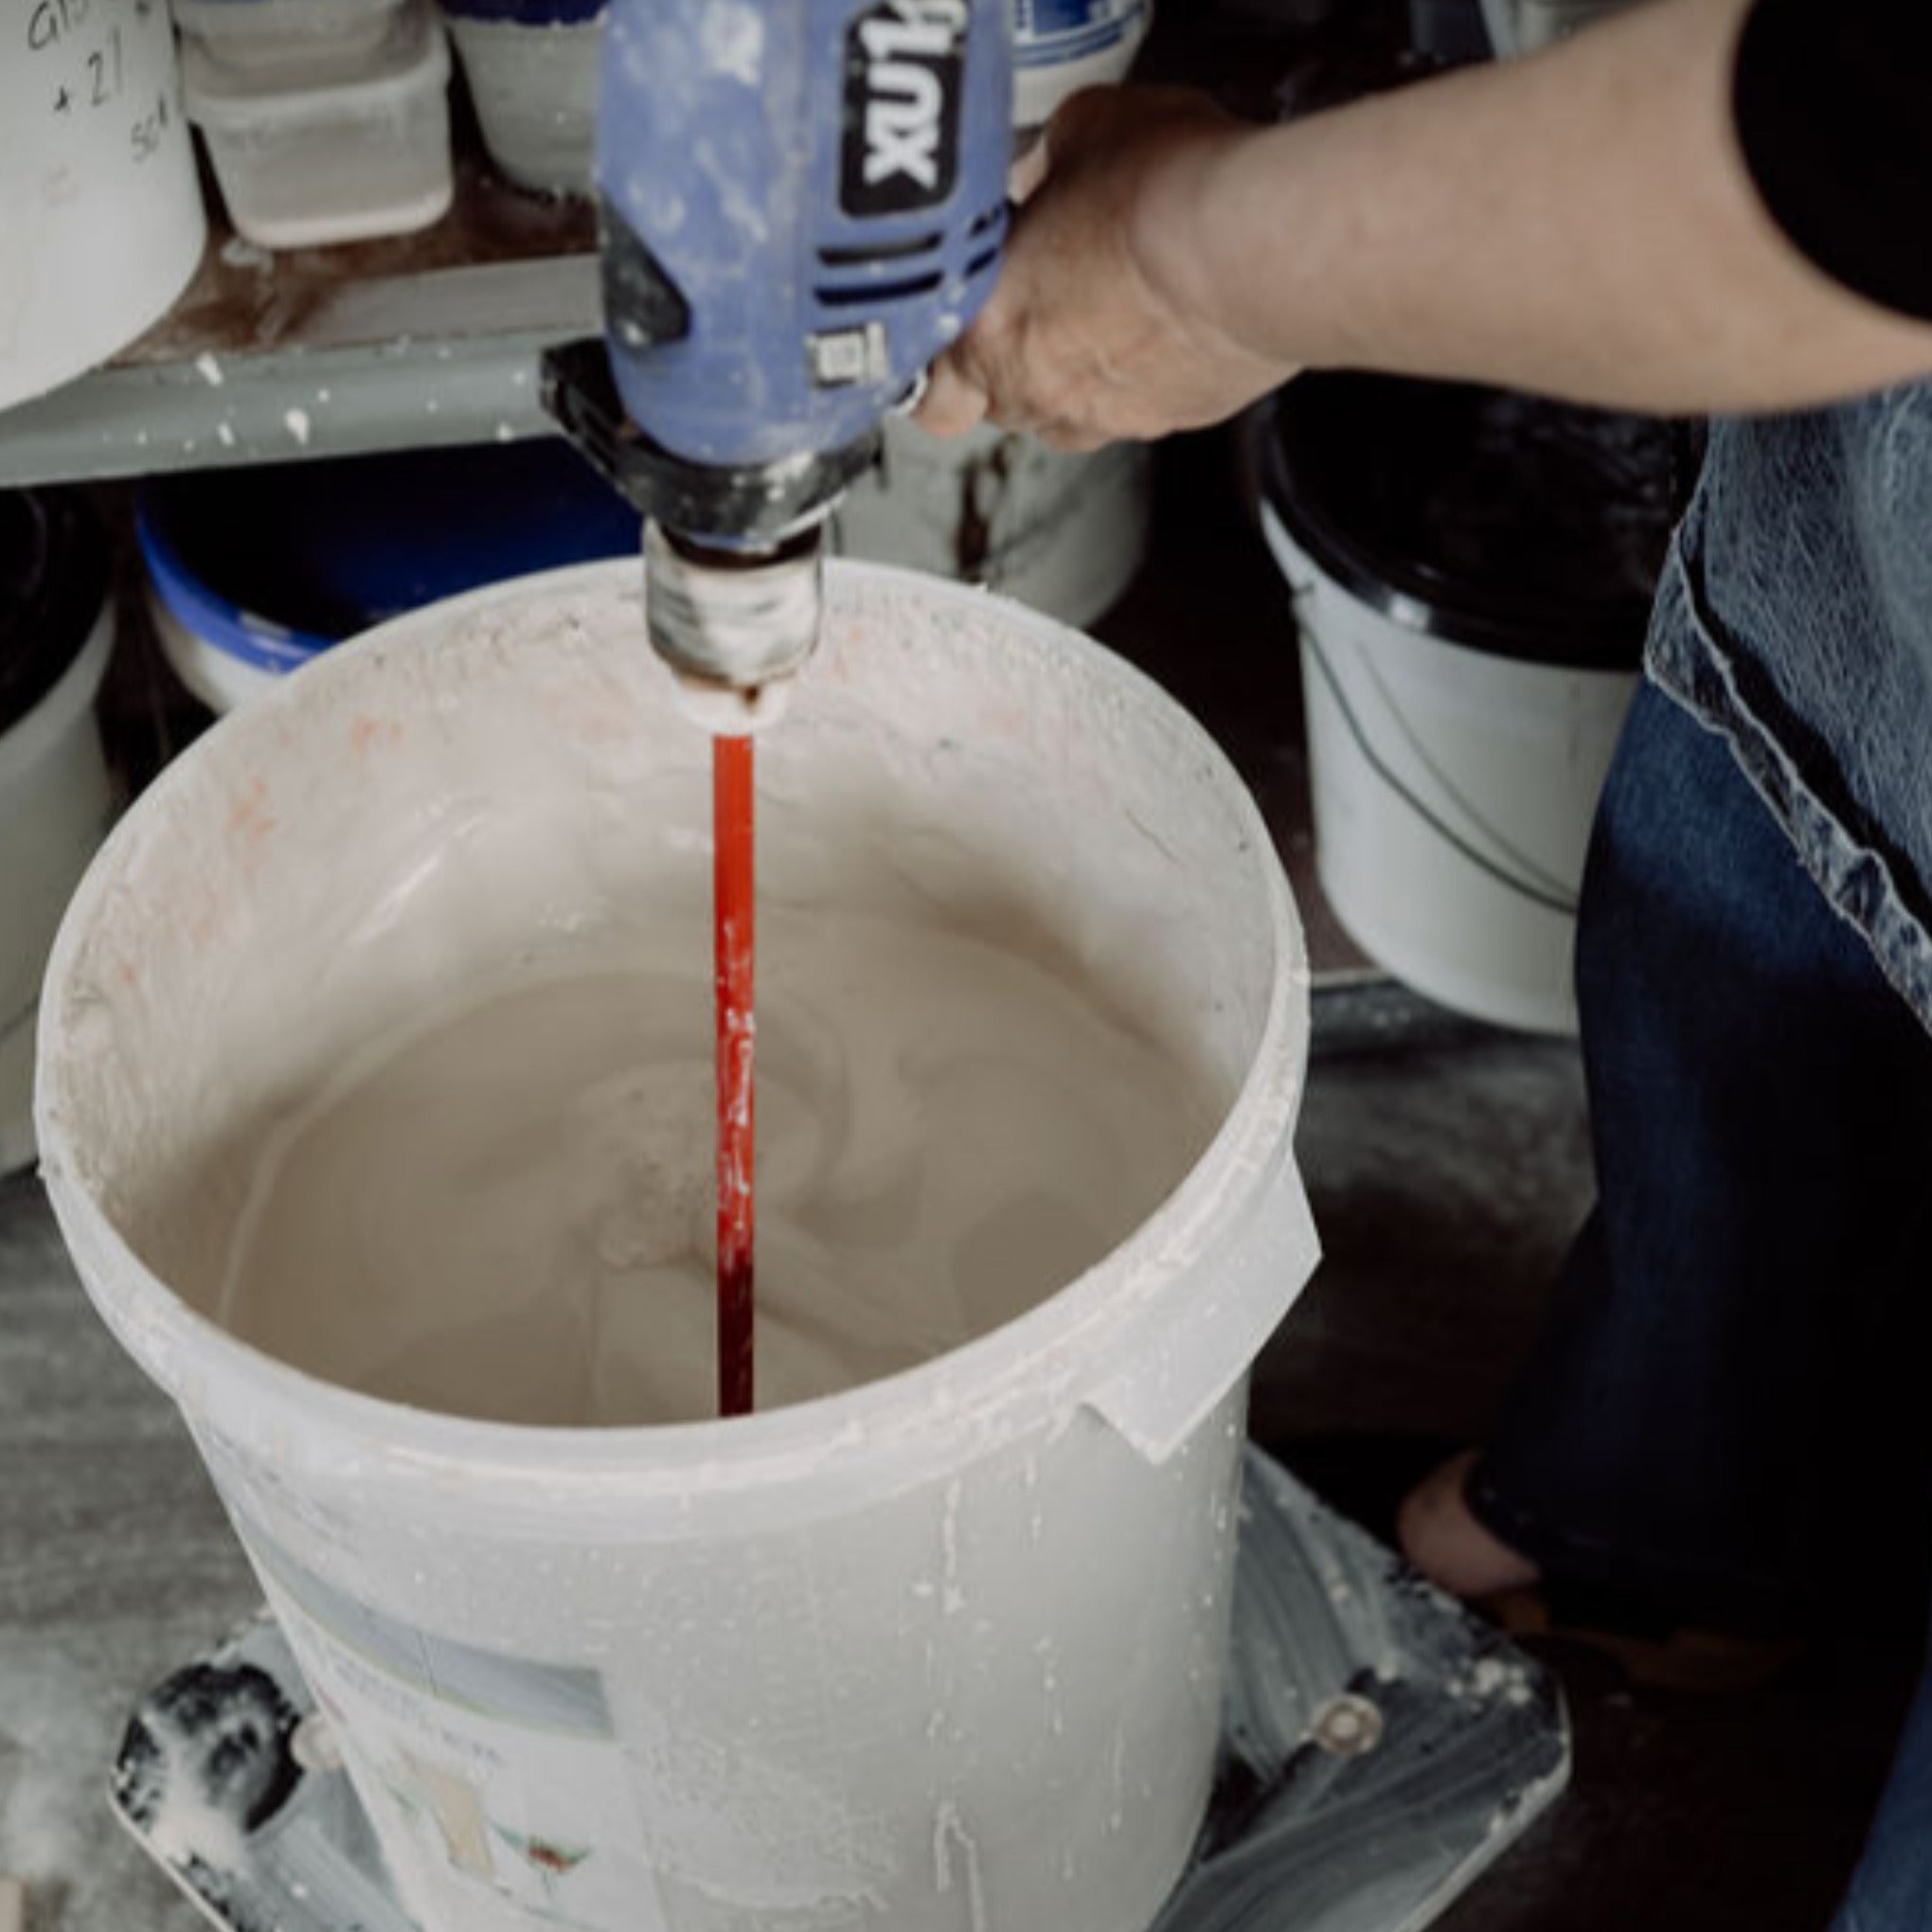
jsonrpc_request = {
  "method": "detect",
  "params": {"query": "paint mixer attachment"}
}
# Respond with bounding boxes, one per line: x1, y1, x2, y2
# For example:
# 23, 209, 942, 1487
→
542, 0, 1019, 1413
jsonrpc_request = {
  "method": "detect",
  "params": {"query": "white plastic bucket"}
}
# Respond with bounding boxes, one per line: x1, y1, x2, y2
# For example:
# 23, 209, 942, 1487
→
833, 420, 1152, 630
0, 0, 206, 412
147, 581, 296, 715
1263, 376, 1668, 1035
0, 493, 115, 1172
172, 0, 413, 82
1011, 0, 1152, 135
1268, 501, 1633, 1034
183, 0, 454, 250
39, 560, 1316, 1932
444, 7, 603, 196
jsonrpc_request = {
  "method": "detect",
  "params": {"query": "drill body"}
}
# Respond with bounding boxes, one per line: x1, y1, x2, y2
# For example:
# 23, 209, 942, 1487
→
600, 0, 1011, 480
548, 0, 1012, 724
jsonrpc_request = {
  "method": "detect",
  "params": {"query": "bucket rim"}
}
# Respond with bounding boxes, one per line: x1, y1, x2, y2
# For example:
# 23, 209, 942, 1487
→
37, 557, 1309, 1511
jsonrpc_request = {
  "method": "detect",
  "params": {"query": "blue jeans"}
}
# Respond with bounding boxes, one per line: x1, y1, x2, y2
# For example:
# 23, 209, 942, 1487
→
1468, 682, 1932, 1928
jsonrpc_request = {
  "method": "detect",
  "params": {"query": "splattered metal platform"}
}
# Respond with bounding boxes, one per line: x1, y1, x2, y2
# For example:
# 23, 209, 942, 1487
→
111, 1450, 1567, 1932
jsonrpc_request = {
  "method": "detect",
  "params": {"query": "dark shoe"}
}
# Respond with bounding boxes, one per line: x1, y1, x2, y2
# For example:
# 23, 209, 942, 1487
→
1282, 1433, 1805, 1693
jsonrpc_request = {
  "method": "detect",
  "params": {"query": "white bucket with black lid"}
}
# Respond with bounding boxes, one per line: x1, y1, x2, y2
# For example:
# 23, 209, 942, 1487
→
1262, 373, 1678, 1035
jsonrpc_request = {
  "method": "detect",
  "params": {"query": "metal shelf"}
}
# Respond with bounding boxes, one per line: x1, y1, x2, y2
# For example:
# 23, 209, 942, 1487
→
0, 163, 599, 487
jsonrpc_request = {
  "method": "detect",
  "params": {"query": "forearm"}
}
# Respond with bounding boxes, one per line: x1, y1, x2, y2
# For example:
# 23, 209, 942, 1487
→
1154, 0, 1932, 415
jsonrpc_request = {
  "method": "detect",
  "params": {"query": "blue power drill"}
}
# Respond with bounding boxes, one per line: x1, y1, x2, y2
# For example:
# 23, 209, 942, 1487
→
544, 0, 1013, 729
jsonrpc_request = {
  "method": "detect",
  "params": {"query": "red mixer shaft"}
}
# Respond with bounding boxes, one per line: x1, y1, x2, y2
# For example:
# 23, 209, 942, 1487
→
712, 732, 757, 1418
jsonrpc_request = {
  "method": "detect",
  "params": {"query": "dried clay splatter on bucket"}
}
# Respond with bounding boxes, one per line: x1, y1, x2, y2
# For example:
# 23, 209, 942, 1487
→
111, 1456, 1569, 1932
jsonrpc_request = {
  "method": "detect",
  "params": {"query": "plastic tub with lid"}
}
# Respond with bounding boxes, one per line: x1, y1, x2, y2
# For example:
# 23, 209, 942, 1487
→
182, 0, 454, 248
0, 0, 206, 412
1262, 372, 1678, 1034
0, 492, 115, 1172
441, 0, 604, 197
139, 440, 645, 713
173, 0, 414, 81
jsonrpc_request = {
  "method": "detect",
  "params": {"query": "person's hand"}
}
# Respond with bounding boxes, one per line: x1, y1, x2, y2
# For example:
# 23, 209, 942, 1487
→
917, 86, 1296, 451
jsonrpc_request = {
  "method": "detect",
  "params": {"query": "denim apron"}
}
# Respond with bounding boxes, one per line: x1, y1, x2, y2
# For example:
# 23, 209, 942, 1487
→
1648, 381, 1932, 1028
1468, 377, 1932, 1627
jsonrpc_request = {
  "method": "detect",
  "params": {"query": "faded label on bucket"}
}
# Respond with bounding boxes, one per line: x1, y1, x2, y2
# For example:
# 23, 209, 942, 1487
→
232, 1512, 670, 1932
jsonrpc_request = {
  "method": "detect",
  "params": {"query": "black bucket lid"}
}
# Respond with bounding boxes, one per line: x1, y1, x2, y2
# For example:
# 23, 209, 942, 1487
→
0, 491, 109, 739
1264, 372, 1681, 671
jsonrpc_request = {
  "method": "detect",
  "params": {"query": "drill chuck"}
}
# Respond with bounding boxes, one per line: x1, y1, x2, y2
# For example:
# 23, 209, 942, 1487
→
644, 524, 826, 735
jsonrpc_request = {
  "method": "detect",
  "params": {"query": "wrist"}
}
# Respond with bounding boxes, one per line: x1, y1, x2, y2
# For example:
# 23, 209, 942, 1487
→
1123, 119, 1250, 347
1125, 116, 1310, 399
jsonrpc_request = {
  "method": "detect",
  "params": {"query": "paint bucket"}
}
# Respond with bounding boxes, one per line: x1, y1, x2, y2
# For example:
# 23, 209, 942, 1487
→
832, 419, 1152, 629
181, 0, 454, 250
172, 0, 415, 81
441, 1, 605, 197
1011, 0, 1153, 137
0, 0, 206, 412
138, 440, 643, 711
0, 491, 114, 1173
39, 560, 1317, 1932
1263, 373, 1673, 1034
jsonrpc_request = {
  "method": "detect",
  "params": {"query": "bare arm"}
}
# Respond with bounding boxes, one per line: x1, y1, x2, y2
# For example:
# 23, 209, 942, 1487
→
921, 0, 1932, 448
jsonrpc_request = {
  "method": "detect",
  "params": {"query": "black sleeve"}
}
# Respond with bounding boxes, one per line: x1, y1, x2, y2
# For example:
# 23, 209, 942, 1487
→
1732, 0, 1932, 322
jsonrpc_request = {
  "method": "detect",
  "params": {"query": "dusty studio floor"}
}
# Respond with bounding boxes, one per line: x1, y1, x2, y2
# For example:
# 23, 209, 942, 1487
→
2, 432, 1923, 1932
1099, 429, 1928, 1932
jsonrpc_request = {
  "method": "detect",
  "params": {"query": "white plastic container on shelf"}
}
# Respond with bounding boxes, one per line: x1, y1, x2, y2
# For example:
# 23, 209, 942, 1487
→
1012, 0, 1153, 135
833, 418, 1152, 631
137, 443, 646, 714
182, 0, 454, 249
443, 3, 603, 197
0, 0, 206, 413
172, 0, 412, 82
0, 494, 115, 1173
